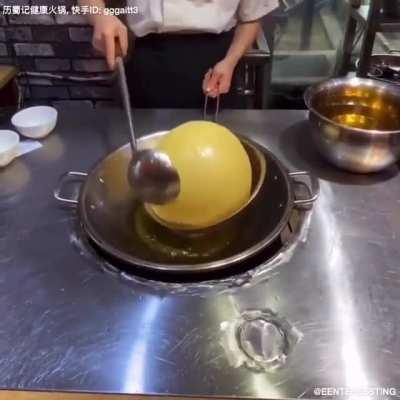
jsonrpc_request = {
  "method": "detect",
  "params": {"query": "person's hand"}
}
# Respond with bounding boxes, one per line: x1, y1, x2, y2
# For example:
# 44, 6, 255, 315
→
203, 58, 236, 98
91, 14, 128, 70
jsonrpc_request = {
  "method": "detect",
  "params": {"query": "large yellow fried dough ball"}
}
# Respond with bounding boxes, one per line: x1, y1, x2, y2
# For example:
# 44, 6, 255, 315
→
149, 121, 252, 229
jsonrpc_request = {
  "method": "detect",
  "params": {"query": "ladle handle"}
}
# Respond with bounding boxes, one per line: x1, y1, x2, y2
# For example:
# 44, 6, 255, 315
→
116, 54, 136, 150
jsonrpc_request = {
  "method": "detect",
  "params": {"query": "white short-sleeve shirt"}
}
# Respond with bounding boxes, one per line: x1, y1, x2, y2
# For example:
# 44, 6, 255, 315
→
126, 0, 279, 37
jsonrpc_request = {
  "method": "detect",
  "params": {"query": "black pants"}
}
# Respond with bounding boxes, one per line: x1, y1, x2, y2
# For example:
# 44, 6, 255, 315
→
125, 30, 235, 109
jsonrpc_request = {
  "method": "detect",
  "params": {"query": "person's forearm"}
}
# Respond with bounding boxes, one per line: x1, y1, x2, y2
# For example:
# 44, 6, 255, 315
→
224, 21, 261, 66
77, 0, 106, 24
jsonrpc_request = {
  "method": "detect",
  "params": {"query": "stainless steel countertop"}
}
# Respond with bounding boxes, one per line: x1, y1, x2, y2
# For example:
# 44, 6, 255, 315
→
1, 108, 400, 399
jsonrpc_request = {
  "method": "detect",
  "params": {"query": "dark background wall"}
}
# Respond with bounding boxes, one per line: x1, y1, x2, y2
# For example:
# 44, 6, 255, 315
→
0, 0, 117, 108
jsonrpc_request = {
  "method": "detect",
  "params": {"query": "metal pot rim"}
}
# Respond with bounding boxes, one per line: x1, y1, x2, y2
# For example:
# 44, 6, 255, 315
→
304, 76, 400, 136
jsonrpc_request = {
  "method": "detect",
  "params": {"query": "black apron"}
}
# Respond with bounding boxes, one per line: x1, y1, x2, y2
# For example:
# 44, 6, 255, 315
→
125, 30, 235, 109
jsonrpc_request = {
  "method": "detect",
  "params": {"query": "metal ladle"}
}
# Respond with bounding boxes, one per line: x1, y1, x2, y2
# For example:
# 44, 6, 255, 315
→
116, 57, 180, 205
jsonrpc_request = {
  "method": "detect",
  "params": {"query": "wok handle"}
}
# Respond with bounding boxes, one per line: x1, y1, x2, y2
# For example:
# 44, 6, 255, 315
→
289, 171, 320, 208
54, 171, 87, 206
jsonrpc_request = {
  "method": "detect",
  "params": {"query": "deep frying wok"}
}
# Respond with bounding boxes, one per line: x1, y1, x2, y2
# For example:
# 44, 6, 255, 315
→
54, 131, 318, 275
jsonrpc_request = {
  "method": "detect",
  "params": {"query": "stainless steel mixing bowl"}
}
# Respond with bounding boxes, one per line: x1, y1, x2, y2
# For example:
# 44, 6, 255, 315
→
304, 77, 400, 173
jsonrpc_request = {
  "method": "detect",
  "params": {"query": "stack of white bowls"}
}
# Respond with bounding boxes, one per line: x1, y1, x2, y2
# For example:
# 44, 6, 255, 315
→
0, 106, 58, 168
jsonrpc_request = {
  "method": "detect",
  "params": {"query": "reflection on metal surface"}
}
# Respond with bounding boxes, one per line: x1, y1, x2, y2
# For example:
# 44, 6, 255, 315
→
0, 161, 30, 197
35, 134, 64, 162
318, 183, 370, 398
124, 297, 162, 393
0, 161, 30, 264
220, 309, 303, 372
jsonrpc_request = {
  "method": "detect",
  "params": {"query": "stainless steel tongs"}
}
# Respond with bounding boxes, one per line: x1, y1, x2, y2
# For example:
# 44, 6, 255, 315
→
203, 94, 220, 122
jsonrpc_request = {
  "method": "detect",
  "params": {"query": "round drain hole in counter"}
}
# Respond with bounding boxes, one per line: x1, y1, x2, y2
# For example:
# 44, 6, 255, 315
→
220, 309, 303, 372
239, 319, 286, 368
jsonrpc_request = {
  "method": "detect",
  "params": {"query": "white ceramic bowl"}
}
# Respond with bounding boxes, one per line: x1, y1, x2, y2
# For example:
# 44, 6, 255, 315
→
0, 130, 20, 167
11, 106, 58, 139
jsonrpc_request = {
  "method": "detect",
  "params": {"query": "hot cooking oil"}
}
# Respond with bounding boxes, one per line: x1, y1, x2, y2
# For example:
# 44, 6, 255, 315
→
319, 103, 400, 131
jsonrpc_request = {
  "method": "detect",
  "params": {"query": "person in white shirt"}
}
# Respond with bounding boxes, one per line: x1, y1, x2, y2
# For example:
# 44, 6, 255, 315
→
80, 0, 279, 108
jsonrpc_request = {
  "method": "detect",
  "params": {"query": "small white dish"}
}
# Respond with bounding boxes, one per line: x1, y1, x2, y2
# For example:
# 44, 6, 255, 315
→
0, 130, 20, 168
11, 106, 58, 139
